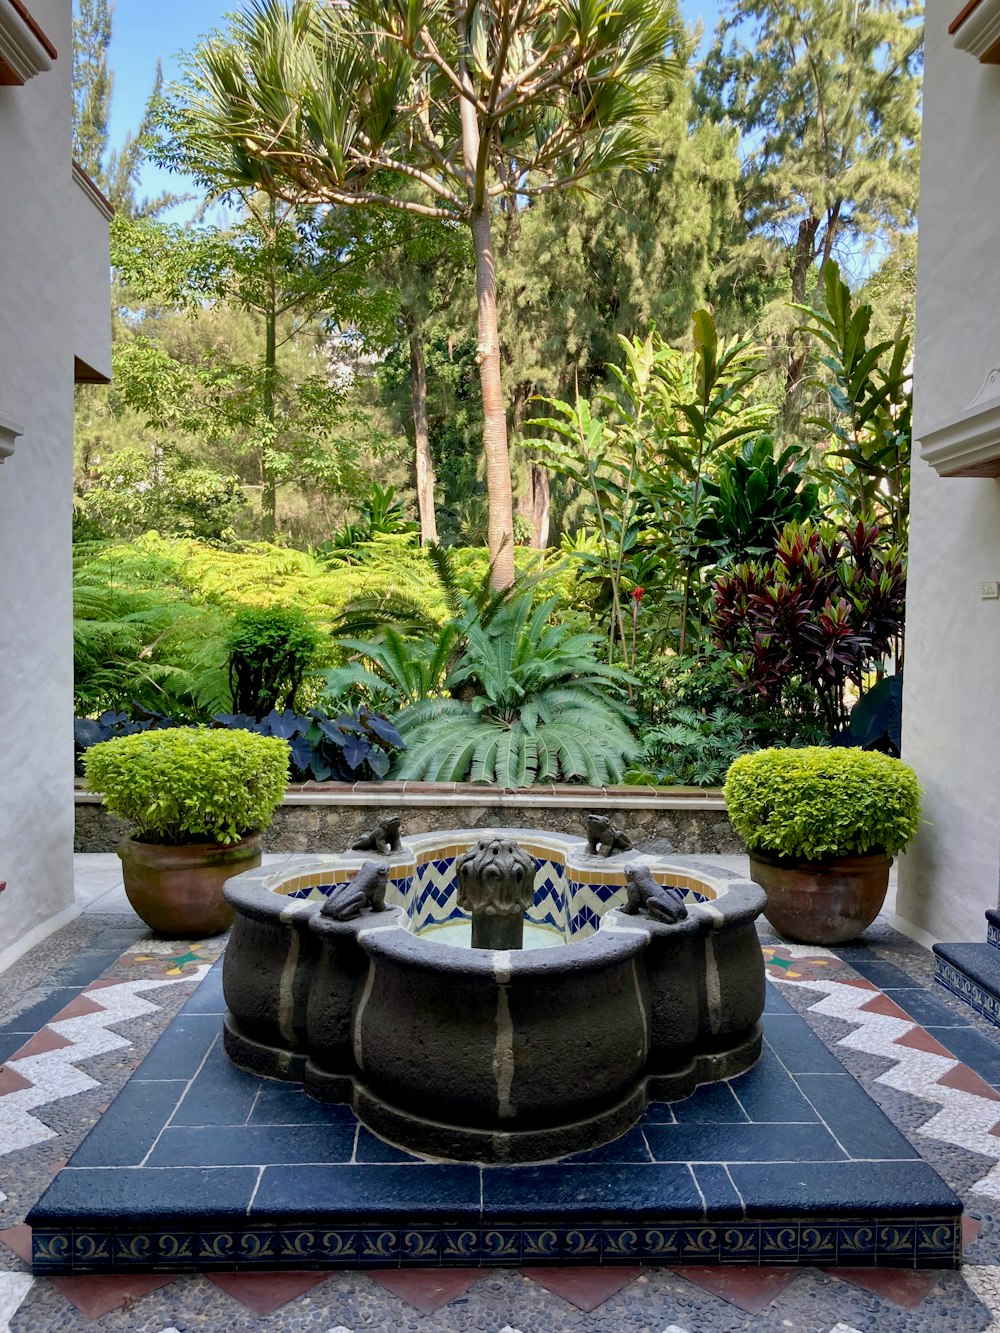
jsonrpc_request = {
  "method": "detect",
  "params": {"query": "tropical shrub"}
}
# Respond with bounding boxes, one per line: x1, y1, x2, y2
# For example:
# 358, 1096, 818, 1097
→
392, 595, 637, 785
694, 435, 820, 567
724, 747, 921, 861
225, 605, 321, 717
317, 483, 419, 559
797, 260, 912, 549
711, 520, 905, 738
84, 727, 290, 844
626, 649, 825, 786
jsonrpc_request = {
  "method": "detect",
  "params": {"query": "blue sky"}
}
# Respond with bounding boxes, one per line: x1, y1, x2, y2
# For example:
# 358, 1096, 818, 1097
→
106, 0, 726, 209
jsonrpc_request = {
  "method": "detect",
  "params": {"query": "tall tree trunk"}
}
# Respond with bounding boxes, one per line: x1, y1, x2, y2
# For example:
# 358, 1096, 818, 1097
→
528, 464, 550, 548
470, 206, 515, 586
511, 382, 549, 549
262, 300, 277, 538
455, 0, 515, 588
408, 322, 438, 545
262, 199, 278, 539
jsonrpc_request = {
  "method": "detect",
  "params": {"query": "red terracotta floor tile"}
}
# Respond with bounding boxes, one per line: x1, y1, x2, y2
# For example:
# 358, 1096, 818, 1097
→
676, 1265, 800, 1314
826, 1267, 938, 1309
0, 1223, 33, 1265
48, 993, 107, 1022
49, 1274, 174, 1319
964, 1214, 984, 1250
937, 1063, 1000, 1101
207, 1270, 328, 1314
371, 1267, 483, 1314
894, 1027, 959, 1059
0, 1065, 35, 1096
859, 993, 914, 1021
11, 1027, 73, 1059
523, 1266, 642, 1312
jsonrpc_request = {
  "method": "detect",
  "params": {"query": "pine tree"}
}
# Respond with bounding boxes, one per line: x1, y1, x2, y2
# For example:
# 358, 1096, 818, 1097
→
696, 0, 922, 409
72, 0, 112, 181
72, 1, 175, 215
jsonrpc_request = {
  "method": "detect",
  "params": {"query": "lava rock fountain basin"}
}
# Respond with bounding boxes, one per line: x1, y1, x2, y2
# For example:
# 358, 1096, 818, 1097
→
222, 829, 767, 1163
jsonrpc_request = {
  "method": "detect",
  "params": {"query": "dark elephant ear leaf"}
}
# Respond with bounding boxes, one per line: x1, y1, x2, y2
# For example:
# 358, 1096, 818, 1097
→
850, 674, 903, 755
341, 735, 368, 770
290, 735, 316, 773
367, 748, 392, 777
363, 713, 405, 749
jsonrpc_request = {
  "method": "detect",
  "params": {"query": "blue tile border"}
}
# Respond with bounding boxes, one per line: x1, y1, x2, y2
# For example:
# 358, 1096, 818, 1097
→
31, 1216, 962, 1274
935, 955, 1000, 1030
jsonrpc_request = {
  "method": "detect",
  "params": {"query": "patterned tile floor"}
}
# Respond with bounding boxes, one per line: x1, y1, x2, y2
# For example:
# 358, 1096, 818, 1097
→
1, 855, 1000, 1329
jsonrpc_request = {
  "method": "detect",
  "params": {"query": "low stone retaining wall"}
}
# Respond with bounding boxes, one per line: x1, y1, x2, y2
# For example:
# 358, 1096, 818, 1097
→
74, 781, 741, 856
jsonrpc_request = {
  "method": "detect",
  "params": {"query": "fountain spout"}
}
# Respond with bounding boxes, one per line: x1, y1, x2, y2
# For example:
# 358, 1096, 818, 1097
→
455, 837, 537, 950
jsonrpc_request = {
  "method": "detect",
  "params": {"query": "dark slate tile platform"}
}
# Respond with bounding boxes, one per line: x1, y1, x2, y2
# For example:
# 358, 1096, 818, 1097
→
935, 941, 1000, 1032
27, 962, 962, 1274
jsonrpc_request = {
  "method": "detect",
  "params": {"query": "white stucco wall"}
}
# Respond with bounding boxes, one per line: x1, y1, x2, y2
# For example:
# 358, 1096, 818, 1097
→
0, 0, 110, 966
896, 2, 1000, 942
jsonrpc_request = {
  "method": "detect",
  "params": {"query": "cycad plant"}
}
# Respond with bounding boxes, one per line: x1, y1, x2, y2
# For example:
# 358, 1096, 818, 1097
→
326, 571, 637, 784
397, 597, 636, 785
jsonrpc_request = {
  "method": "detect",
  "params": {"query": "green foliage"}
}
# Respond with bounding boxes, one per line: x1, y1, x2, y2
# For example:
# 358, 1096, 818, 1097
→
631, 706, 753, 788
393, 595, 637, 786
798, 260, 912, 549
73, 554, 234, 719
77, 447, 247, 542
724, 746, 921, 860
694, 434, 820, 567
530, 316, 770, 662
320, 484, 419, 559
225, 606, 321, 717
84, 727, 290, 844
627, 649, 825, 786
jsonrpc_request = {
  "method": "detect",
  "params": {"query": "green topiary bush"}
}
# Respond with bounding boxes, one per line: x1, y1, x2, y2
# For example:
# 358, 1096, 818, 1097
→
225, 605, 321, 718
724, 746, 921, 861
84, 728, 290, 845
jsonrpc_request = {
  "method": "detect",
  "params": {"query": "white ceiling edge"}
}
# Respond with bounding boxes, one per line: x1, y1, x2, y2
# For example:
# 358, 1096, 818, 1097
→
919, 366, 1000, 476
954, 0, 1000, 60
0, 3, 53, 82
0, 408, 24, 464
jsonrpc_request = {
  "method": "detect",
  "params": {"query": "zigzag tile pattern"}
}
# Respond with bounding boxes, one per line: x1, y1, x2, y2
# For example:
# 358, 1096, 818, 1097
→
0, 971, 207, 1158
769, 949, 1000, 1200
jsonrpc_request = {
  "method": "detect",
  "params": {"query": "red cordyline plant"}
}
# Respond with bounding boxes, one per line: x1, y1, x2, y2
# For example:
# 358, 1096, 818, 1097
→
709, 520, 906, 739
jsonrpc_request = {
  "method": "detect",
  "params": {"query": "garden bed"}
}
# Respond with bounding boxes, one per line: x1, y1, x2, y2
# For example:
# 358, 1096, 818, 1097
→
74, 782, 740, 855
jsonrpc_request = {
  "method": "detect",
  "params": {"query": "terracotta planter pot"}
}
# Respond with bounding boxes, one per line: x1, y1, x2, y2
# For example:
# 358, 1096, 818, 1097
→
748, 849, 891, 946
117, 834, 263, 938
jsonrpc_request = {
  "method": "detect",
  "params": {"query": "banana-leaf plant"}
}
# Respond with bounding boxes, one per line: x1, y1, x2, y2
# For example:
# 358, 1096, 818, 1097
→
796, 260, 912, 557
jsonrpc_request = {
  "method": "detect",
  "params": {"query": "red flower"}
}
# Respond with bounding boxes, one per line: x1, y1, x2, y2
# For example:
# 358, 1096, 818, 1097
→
631, 587, 644, 603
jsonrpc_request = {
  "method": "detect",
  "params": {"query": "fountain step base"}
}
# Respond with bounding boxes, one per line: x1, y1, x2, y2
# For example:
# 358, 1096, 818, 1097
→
27, 961, 962, 1275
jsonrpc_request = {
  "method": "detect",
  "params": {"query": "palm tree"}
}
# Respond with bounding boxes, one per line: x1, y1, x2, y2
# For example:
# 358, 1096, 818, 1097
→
171, 0, 681, 586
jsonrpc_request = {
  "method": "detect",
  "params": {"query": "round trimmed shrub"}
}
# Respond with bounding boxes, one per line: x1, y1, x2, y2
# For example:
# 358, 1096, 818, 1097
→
84, 727, 290, 845
724, 746, 921, 861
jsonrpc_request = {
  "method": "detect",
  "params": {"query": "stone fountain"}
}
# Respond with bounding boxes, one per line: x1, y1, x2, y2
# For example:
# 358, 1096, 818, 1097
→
221, 822, 767, 1162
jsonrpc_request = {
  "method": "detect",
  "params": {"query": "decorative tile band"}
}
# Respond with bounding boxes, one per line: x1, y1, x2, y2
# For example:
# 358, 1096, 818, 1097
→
277, 848, 708, 941
31, 1216, 962, 1274
935, 956, 1000, 1029
987, 923, 1000, 951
